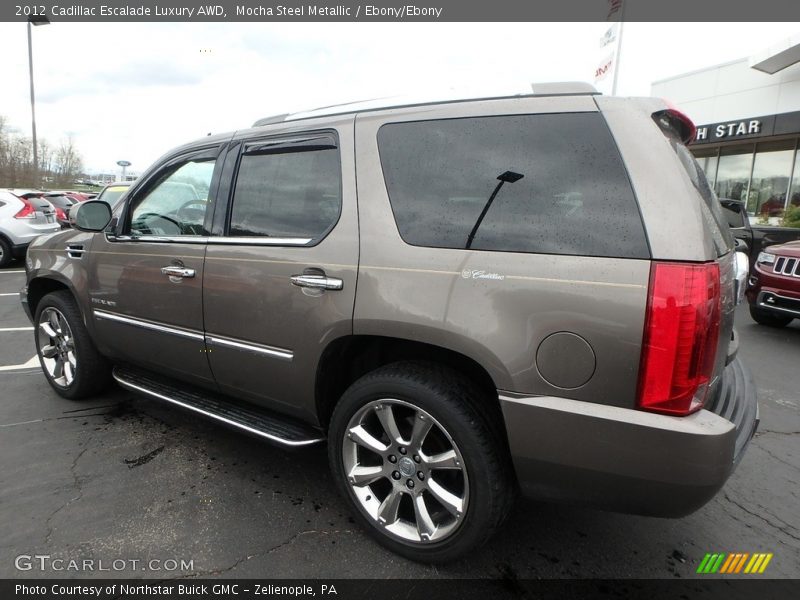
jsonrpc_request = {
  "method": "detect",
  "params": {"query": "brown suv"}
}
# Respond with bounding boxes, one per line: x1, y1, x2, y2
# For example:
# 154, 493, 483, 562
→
21, 86, 758, 562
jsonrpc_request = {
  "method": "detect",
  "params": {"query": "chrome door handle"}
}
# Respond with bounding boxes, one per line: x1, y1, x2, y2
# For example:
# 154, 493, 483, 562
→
161, 266, 196, 278
290, 274, 343, 290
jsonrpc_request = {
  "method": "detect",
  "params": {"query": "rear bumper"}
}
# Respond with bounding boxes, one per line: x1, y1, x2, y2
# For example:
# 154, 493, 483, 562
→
11, 243, 29, 259
500, 356, 758, 517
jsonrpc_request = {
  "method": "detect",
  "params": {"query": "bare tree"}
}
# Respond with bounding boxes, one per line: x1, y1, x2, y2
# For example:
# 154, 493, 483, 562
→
38, 139, 52, 182
0, 115, 84, 188
54, 135, 83, 186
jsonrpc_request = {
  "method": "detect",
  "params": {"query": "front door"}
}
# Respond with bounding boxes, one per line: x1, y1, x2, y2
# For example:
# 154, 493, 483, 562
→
87, 146, 224, 384
202, 121, 358, 421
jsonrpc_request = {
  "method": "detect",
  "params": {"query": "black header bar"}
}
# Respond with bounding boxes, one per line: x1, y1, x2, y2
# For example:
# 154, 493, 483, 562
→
3, 0, 800, 22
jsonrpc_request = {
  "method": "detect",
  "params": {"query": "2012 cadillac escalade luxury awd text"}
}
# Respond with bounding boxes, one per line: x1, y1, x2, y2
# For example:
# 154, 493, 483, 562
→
20, 85, 759, 562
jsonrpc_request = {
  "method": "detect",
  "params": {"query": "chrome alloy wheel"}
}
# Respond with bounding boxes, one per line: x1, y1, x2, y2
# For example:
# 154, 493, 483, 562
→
37, 307, 77, 388
342, 399, 469, 544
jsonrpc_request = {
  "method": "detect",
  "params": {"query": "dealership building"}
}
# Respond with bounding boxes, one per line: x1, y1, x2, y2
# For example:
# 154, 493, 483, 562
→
651, 35, 800, 222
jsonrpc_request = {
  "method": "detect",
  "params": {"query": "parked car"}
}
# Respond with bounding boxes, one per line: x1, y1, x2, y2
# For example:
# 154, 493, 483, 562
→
746, 241, 800, 327
719, 198, 800, 268
0, 190, 60, 267
21, 87, 758, 562
41, 193, 78, 229
65, 192, 92, 203
93, 182, 132, 213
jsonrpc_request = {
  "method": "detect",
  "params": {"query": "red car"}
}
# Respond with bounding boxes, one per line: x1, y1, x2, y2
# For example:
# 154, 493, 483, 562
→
747, 240, 800, 327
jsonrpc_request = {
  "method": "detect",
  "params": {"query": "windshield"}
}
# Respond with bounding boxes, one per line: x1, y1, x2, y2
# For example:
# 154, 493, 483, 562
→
99, 186, 130, 210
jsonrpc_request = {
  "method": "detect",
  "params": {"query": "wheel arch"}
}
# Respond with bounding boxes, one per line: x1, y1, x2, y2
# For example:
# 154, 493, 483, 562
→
315, 334, 503, 432
27, 275, 79, 320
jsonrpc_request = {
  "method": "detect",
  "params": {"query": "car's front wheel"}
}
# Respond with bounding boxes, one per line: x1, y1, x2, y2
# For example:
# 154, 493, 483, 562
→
328, 361, 515, 562
34, 290, 111, 399
749, 305, 793, 328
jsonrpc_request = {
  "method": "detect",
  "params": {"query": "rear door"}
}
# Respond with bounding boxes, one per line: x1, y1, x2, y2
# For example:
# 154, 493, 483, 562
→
202, 117, 358, 422
87, 145, 224, 384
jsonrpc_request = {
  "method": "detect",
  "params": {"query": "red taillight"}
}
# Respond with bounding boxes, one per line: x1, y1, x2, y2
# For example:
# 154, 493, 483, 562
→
653, 104, 697, 145
54, 207, 67, 221
637, 261, 721, 416
14, 197, 37, 219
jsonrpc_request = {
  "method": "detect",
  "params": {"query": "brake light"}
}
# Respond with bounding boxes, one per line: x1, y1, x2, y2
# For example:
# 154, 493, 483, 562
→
653, 104, 697, 145
54, 207, 67, 221
637, 261, 721, 416
14, 197, 37, 219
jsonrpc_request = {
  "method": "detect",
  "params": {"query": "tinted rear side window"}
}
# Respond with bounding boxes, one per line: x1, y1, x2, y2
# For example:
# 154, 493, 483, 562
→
377, 113, 649, 258
229, 145, 341, 240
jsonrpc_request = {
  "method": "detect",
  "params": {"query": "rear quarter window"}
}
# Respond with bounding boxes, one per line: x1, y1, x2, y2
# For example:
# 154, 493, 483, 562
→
377, 113, 649, 259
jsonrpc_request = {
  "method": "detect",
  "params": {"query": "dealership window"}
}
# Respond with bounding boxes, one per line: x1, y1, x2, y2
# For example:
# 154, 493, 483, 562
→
748, 140, 794, 218
693, 137, 800, 226
715, 145, 753, 203
694, 148, 719, 189
788, 148, 800, 210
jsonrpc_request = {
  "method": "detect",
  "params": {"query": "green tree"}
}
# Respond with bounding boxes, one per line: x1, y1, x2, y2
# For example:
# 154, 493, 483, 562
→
782, 205, 800, 228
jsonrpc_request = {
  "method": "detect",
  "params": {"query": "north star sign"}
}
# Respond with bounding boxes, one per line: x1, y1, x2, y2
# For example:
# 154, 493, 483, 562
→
695, 119, 762, 142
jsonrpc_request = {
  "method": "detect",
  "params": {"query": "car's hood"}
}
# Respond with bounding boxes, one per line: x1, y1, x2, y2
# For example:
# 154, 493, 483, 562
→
767, 240, 800, 258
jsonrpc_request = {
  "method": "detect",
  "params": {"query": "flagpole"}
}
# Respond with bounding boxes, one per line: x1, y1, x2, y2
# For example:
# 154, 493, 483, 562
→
611, 2, 626, 96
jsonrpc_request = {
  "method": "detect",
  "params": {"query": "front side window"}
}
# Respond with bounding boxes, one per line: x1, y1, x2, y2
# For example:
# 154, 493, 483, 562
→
228, 141, 341, 241
129, 159, 216, 236
377, 113, 649, 258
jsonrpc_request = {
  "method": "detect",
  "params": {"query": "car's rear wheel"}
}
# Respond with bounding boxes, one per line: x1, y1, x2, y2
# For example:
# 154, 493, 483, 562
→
0, 237, 12, 268
749, 305, 793, 328
34, 290, 111, 399
328, 361, 515, 562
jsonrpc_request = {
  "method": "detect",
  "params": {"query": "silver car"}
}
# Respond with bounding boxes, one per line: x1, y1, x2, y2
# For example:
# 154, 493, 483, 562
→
0, 190, 60, 267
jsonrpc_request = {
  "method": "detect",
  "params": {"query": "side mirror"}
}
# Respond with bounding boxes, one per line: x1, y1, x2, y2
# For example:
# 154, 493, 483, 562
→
105, 216, 119, 234
69, 200, 112, 232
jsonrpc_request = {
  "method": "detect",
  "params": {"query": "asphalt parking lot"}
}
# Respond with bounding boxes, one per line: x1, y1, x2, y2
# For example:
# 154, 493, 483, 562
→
0, 261, 798, 580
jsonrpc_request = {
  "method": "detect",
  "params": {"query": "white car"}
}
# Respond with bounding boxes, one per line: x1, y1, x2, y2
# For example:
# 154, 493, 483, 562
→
0, 189, 61, 267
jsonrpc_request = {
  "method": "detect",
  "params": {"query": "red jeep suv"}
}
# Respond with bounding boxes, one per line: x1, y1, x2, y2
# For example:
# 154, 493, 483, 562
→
748, 240, 800, 327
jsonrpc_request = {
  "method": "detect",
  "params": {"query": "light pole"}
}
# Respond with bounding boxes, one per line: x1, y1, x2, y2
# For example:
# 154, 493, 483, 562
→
27, 14, 50, 188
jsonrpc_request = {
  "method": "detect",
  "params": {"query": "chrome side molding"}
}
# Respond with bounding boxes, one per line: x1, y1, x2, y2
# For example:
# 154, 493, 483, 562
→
93, 310, 293, 361
93, 310, 205, 341
205, 335, 293, 361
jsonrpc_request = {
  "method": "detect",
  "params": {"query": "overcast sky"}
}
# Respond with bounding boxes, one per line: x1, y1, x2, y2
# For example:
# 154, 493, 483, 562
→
0, 22, 798, 175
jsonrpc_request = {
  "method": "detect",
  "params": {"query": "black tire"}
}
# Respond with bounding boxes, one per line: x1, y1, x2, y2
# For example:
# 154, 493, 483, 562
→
34, 290, 112, 400
328, 361, 515, 562
0, 237, 12, 268
749, 304, 793, 328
